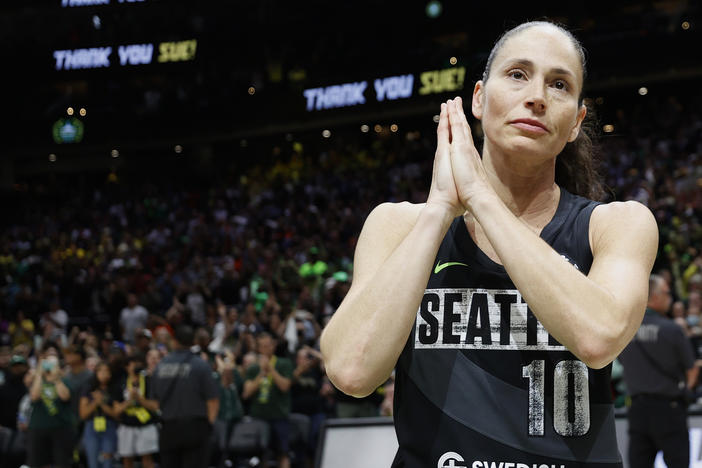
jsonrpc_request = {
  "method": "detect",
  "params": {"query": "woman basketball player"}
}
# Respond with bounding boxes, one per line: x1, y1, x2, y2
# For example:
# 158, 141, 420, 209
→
321, 20, 658, 467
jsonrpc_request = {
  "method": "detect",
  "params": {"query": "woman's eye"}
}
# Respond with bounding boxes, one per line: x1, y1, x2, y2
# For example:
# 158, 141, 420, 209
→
554, 80, 568, 90
509, 70, 524, 80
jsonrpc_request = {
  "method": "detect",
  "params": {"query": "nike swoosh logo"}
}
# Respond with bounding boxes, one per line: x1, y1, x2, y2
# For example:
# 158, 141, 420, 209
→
434, 260, 469, 274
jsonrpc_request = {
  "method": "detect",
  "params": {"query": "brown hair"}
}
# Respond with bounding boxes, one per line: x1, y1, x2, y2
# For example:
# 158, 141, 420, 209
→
482, 20, 606, 201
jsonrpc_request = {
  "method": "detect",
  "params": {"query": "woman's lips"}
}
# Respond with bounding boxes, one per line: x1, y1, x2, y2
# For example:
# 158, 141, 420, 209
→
510, 120, 549, 134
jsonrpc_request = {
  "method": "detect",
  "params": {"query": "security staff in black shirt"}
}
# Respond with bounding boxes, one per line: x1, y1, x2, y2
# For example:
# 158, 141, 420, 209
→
618, 274, 699, 468
151, 325, 219, 468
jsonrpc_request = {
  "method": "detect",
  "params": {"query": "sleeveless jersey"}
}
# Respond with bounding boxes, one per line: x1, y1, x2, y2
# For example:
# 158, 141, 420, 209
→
392, 188, 622, 468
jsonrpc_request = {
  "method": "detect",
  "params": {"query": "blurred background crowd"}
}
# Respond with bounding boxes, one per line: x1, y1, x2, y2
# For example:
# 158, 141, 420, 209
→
1, 85, 702, 467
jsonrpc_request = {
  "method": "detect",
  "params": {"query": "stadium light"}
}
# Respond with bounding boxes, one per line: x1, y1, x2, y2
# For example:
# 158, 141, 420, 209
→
425, 1, 442, 18
67, 107, 74, 116
111, 149, 119, 158
449, 57, 458, 66
638, 87, 648, 96
49, 154, 57, 162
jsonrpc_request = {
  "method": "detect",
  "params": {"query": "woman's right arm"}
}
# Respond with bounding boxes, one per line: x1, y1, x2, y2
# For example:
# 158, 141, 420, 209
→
321, 102, 462, 398
320, 202, 454, 397
321, 101, 464, 398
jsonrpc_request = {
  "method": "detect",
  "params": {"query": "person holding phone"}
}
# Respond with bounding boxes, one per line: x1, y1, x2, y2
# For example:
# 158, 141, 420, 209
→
27, 342, 74, 468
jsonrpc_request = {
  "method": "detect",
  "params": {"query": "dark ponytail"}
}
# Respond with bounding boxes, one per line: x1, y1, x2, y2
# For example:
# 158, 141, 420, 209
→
555, 104, 607, 201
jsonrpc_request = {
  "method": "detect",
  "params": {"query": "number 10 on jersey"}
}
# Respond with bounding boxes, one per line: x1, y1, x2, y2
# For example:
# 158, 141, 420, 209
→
522, 360, 591, 437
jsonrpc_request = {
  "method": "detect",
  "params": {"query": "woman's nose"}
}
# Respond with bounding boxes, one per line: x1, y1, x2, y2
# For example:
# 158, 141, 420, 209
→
525, 81, 547, 113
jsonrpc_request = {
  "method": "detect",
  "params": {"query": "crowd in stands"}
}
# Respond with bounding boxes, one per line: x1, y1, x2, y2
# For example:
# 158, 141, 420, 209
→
0, 88, 701, 467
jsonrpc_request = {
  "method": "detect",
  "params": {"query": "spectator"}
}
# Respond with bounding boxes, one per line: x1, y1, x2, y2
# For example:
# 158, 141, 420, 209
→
120, 293, 149, 344
242, 332, 294, 468
79, 361, 123, 468
27, 342, 74, 468
63, 344, 94, 463
212, 349, 244, 468
0, 346, 10, 386
208, 304, 240, 354
7, 310, 34, 349
379, 377, 395, 417
40, 299, 69, 345
0, 354, 30, 467
133, 328, 153, 356
237, 302, 263, 337
145, 348, 161, 376
193, 327, 212, 357
99, 331, 115, 358
117, 354, 159, 468
290, 345, 326, 466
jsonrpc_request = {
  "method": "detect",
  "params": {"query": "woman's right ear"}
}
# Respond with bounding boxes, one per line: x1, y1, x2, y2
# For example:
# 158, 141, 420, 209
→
472, 81, 484, 120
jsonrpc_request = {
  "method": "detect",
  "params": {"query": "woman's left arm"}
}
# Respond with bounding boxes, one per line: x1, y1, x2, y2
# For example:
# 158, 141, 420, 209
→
474, 196, 657, 369
446, 99, 658, 369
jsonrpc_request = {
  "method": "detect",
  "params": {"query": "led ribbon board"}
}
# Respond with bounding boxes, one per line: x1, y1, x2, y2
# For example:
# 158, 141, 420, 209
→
303, 67, 466, 111
53, 40, 197, 70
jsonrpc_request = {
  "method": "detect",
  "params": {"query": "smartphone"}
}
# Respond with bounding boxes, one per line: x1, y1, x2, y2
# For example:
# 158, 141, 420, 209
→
42, 359, 56, 372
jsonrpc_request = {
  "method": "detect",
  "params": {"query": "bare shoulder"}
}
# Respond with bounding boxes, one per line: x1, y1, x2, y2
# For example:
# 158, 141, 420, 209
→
590, 200, 658, 252
363, 201, 425, 236
351, 201, 425, 286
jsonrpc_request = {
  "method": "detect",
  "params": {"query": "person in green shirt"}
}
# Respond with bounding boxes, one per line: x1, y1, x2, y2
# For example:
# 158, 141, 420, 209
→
27, 344, 74, 468
242, 332, 293, 468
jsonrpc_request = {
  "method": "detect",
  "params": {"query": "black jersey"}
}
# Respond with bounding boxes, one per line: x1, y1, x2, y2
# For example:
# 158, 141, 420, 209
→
392, 188, 622, 468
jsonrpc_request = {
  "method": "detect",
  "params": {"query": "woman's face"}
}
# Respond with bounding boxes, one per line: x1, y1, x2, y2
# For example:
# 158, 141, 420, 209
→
96, 364, 111, 383
146, 350, 161, 369
472, 25, 586, 163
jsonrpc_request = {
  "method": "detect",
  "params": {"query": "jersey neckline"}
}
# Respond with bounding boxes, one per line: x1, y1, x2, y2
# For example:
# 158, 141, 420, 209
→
455, 186, 572, 274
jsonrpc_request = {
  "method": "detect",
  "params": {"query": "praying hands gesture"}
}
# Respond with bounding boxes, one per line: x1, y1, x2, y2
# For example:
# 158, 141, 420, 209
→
427, 97, 492, 219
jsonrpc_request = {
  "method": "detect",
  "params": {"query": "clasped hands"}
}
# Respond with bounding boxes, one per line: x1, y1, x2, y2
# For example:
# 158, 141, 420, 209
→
428, 96, 492, 219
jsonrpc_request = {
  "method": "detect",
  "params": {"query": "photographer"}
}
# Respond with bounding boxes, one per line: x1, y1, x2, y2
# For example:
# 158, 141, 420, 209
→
27, 342, 74, 468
